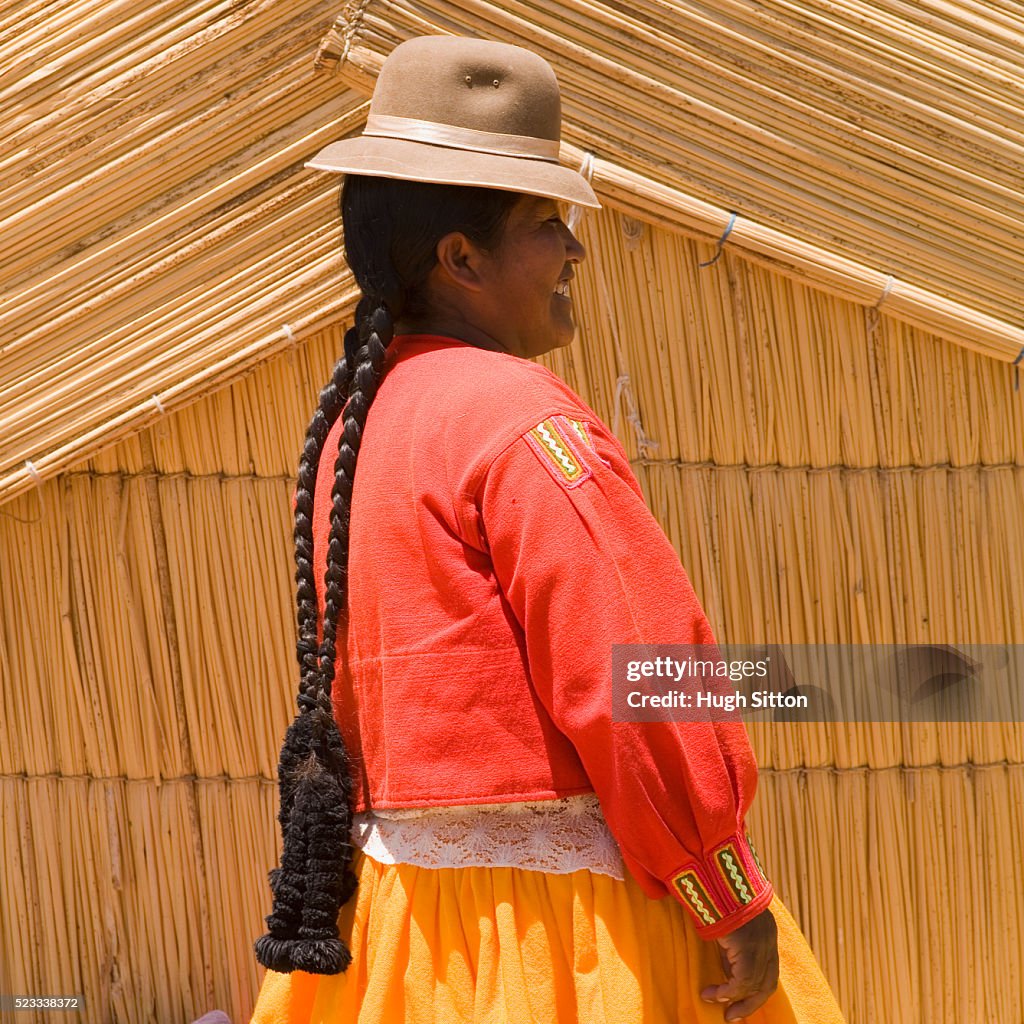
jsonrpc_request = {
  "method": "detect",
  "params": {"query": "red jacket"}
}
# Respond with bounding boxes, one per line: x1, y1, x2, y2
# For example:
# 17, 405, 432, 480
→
310, 333, 772, 937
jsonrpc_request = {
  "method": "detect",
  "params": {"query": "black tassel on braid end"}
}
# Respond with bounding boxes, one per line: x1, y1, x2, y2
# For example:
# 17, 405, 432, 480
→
254, 692, 358, 975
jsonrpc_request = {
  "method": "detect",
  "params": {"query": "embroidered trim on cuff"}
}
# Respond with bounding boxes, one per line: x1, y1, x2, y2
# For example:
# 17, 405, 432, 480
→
669, 831, 772, 933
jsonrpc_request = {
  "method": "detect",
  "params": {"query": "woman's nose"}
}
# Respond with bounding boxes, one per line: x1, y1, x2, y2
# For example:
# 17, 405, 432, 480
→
564, 224, 586, 263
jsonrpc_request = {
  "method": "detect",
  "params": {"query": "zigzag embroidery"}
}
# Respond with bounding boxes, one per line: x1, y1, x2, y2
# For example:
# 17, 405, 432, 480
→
673, 870, 722, 925
524, 416, 592, 489
746, 832, 766, 879
569, 418, 591, 448
535, 421, 581, 479
718, 849, 752, 903
568, 417, 612, 468
679, 877, 716, 924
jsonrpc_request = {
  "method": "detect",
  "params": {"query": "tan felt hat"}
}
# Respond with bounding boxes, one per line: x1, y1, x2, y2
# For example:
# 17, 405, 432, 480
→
306, 35, 601, 209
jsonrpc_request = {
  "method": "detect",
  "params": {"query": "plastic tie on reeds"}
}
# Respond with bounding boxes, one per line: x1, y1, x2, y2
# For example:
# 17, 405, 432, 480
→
866, 274, 896, 336
699, 212, 738, 268
1, 459, 48, 524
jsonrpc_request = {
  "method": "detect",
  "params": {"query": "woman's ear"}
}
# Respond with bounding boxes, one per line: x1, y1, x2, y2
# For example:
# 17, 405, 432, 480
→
434, 231, 487, 293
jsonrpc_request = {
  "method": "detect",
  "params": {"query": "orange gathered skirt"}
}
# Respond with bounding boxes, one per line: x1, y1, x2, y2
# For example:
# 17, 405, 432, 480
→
250, 850, 846, 1024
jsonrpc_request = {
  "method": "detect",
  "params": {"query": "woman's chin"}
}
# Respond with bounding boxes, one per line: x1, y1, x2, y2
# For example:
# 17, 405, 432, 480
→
533, 325, 576, 356
555, 317, 578, 348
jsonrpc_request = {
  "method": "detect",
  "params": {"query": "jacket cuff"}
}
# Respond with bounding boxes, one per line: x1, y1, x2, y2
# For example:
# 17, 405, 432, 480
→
666, 831, 774, 940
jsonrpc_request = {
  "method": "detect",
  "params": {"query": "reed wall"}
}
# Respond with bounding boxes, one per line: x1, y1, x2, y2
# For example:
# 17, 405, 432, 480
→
2, 199, 1022, 1022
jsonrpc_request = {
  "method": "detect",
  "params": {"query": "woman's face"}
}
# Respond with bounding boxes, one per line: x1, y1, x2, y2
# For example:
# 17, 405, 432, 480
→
400, 193, 587, 359
474, 194, 587, 358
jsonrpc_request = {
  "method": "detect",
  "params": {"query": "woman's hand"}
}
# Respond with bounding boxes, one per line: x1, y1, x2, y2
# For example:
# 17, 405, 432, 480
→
700, 907, 779, 1021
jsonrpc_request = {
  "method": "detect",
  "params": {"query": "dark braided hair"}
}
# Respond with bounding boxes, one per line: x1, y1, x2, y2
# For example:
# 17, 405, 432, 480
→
255, 174, 520, 974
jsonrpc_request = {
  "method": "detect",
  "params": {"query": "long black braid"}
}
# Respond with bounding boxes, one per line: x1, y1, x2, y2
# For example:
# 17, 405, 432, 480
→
255, 175, 520, 974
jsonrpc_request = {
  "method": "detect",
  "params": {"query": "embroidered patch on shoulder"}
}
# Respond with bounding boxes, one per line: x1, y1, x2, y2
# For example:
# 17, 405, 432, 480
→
524, 414, 593, 489
568, 417, 613, 468
568, 417, 594, 449
672, 869, 723, 926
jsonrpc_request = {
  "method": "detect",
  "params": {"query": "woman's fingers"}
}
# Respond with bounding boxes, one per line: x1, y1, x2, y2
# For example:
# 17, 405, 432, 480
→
722, 988, 775, 1022
700, 908, 780, 1019
720, 951, 780, 1020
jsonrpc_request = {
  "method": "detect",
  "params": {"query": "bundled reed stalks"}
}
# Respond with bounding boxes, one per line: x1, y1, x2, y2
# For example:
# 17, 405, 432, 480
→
4, 203, 1023, 1020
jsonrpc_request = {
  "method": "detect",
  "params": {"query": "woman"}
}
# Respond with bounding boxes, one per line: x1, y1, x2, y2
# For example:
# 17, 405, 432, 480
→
250, 34, 846, 1024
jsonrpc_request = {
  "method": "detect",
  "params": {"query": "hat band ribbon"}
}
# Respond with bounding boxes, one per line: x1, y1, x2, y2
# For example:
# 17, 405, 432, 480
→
363, 114, 560, 162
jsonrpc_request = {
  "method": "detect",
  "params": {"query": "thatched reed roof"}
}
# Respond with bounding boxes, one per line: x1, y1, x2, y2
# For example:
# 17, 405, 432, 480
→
4, 0, 1024, 507
1, 0, 358, 505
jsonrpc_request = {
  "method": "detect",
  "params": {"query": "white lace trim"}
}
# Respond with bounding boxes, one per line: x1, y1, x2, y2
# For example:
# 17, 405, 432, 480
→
352, 793, 626, 879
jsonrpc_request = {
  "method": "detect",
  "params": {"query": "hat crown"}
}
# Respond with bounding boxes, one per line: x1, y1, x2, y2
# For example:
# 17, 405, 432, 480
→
304, 35, 601, 209
368, 36, 561, 142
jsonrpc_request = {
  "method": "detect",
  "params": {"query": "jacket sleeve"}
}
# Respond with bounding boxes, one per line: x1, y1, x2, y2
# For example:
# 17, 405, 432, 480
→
473, 411, 773, 939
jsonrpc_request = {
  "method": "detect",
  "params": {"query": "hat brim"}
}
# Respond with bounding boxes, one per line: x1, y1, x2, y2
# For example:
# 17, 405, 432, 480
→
305, 136, 601, 209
